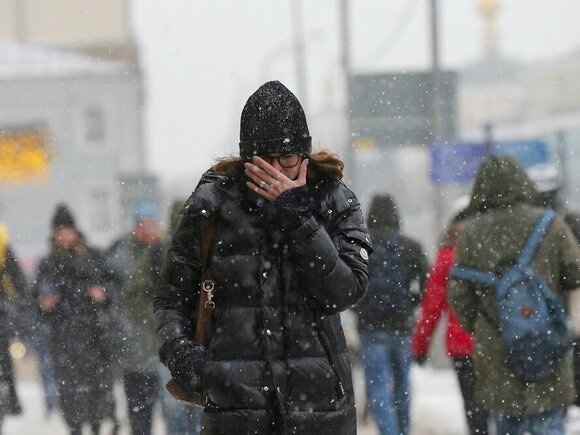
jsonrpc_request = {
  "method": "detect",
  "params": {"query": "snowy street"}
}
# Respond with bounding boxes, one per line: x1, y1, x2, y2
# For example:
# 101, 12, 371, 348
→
4, 364, 469, 435
7, 363, 580, 435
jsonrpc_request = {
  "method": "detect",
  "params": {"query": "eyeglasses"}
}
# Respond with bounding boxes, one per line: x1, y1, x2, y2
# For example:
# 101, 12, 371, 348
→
258, 153, 303, 168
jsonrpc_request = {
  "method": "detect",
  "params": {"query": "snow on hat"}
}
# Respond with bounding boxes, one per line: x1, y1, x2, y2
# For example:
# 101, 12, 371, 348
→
51, 203, 76, 229
134, 201, 159, 224
239, 80, 312, 159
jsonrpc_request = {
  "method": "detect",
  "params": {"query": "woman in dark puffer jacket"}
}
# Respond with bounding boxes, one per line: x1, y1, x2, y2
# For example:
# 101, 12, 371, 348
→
154, 81, 371, 435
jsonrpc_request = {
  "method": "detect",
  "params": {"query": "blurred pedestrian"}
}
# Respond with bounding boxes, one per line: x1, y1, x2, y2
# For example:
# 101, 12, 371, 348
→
0, 223, 25, 432
108, 201, 163, 435
3, 220, 60, 418
154, 80, 371, 434
354, 194, 427, 435
449, 156, 580, 435
35, 204, 117, 435
412, 210, 489, 434
31, 319, 60, 417
527, 163, 580, 410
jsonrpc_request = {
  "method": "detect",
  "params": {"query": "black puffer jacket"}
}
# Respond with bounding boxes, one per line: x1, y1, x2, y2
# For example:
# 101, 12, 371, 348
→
154, 168, 371, 435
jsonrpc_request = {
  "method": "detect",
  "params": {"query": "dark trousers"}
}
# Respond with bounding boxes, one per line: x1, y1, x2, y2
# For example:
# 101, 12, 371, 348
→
453, 357, 489, 435
574, 339, 580, 406
123, 371, 159, 435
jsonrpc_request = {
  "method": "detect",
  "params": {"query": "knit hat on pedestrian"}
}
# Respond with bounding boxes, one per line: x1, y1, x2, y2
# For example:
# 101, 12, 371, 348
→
239, 81, 312, 159
51, 203, 76, 230
367, 194, 401, 232
134, 201, 160, 224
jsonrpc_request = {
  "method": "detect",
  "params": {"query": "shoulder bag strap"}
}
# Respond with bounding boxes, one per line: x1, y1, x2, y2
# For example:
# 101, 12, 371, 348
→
195, 214, 217, 346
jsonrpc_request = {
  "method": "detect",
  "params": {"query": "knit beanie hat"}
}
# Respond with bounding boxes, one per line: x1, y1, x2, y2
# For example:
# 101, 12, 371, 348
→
134, 201, 160, 224
239, 81, 312, 159
52, 203, 76, 229
367, 194, 401, 232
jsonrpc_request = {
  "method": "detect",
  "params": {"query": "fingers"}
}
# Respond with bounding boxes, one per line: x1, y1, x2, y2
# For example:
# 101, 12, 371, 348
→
244, 171, 279, 201
87, 285, 107, 303
245, 159, 281, 187
246, 181, 277, 201
244, 156, 306, 202
253, 156, 284, 180
245, 164, 278, 188
40, 294, 60, 311
245, 159, 290, 201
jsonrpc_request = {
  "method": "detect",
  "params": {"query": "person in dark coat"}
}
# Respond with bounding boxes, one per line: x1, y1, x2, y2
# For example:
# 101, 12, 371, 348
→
35, 204, 117, 435
154, 80, 371, 435
0, 223, 25, 430
355, 194, 427, 435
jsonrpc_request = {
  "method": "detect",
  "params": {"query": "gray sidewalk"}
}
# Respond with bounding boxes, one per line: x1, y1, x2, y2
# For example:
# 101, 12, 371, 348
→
5, 380, 165, 435
5, 365, 469, 435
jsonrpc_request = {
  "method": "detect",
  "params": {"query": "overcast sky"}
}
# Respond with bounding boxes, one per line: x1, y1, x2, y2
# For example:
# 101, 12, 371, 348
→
131, 0, 580, 191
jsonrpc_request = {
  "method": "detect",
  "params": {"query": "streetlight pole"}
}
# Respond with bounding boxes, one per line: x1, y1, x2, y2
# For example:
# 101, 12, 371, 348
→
429, 0, 444, 233
556, 130, 569, 200
339, 0, 353, 184
484, 122, 494, 155
430, 0, 441, 142
14, 0, 28, 43
290, 0, 308, 112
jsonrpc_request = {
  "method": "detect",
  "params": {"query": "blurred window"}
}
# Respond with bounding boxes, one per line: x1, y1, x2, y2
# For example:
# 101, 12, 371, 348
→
0, 127, 50, 182
89, 188, 112, 232
85, 107, 106, 143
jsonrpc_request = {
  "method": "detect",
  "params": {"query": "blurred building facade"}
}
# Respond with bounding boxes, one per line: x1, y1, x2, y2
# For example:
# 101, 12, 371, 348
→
459, 49, 580, 207
0, 45, 150, 259
0, 1, 156, 262
0, 0, 137, 65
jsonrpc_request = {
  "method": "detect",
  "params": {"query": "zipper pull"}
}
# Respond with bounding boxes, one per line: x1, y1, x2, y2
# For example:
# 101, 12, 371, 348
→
337, 382, 345, 397
203, 280, 215, 309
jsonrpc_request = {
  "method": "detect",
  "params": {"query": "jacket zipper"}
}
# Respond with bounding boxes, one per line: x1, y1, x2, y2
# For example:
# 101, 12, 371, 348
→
316, 322, 346, 398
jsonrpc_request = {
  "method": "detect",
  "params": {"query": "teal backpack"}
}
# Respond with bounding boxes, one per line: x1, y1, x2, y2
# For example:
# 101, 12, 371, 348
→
451, 210, 572, 382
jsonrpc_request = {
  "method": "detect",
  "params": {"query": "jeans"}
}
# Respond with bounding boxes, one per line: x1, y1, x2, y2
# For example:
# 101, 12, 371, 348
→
360, 330, 412, 435
158, 363, 202, 435
493, 408, 565, 435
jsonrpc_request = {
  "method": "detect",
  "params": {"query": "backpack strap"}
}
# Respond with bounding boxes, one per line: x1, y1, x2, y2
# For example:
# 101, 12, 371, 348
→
449, 265, 501, 333
516, 209, 557, 267
450, 265, 498, 287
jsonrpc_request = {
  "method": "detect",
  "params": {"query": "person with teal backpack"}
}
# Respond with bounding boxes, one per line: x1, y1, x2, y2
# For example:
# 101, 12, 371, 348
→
451, 208, 571, 383
449, 156, 580, 435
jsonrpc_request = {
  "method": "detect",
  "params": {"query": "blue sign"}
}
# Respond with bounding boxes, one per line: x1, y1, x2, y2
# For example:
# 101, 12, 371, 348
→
430, 142, 487, 184
493, 140, 549, 168
430, 140, 549, 185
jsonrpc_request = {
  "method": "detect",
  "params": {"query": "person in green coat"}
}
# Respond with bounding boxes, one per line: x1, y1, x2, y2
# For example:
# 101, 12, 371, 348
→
449, 155, 580, 435
109, 202, 164, 435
